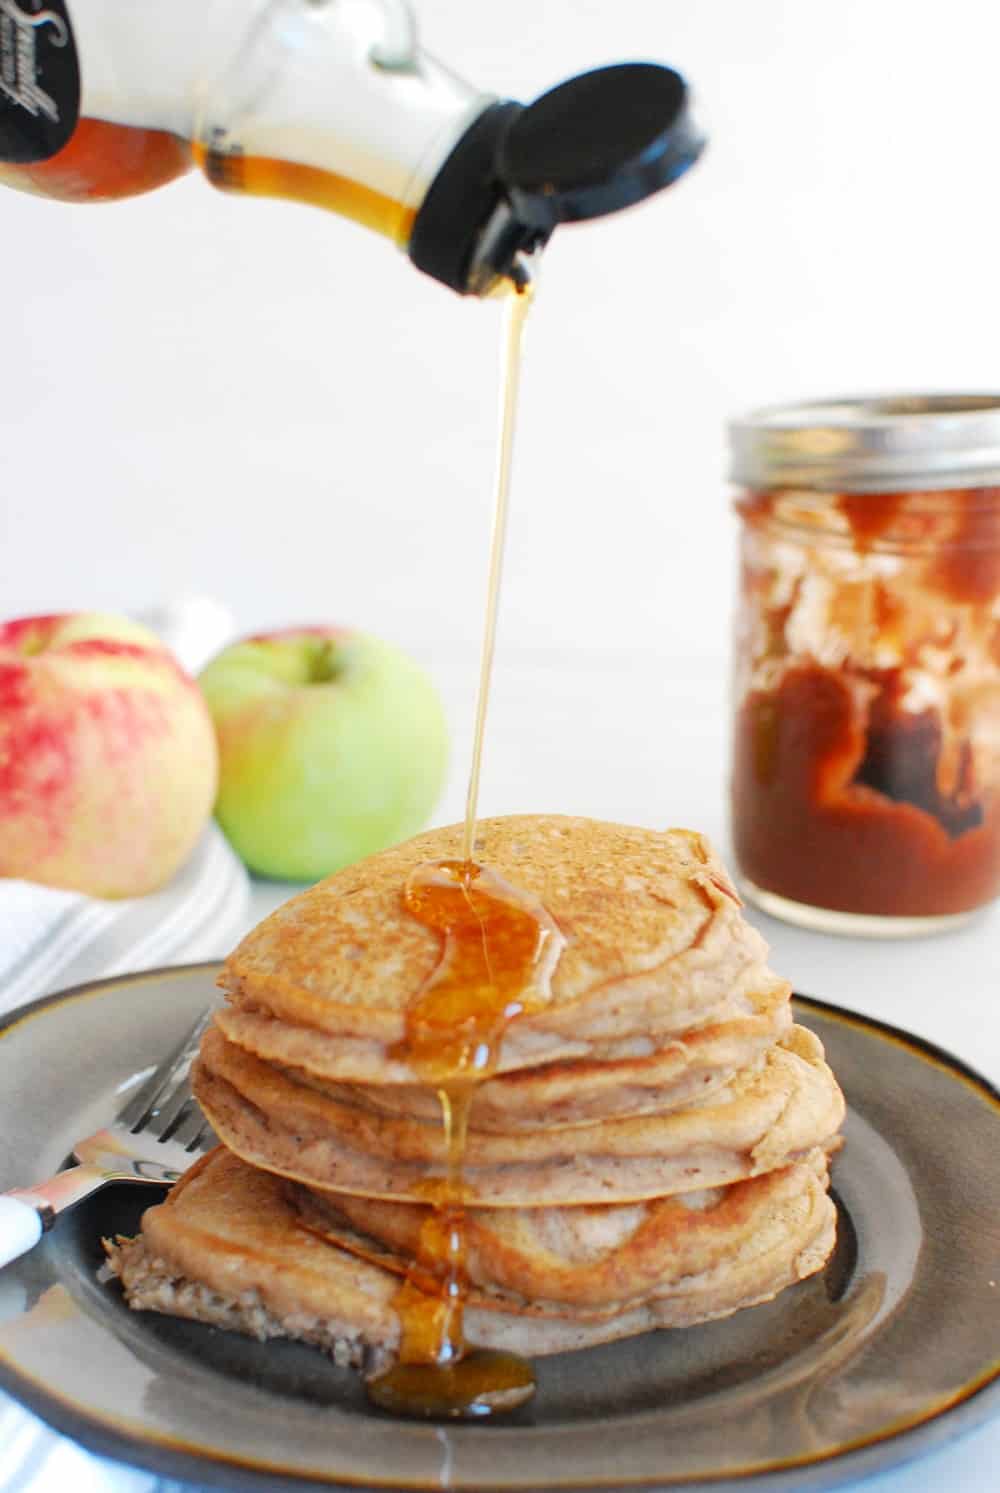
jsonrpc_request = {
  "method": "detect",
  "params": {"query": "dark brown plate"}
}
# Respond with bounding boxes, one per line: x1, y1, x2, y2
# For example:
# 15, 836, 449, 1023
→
0, 966, 998, 1490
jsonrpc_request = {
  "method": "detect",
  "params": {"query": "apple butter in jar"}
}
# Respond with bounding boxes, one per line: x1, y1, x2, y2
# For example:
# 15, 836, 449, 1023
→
728, 395, 1000, 935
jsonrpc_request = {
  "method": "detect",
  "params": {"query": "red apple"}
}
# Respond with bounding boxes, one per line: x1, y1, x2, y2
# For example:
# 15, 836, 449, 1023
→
0, 612, 219, 897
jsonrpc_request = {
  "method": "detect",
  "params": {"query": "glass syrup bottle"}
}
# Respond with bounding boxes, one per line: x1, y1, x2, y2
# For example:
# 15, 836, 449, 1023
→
0, 0, 704, 293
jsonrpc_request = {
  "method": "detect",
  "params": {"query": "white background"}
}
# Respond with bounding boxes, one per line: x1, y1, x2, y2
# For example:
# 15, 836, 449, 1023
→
3, 4, 1000, 1487
7, 0, 1000, 855
8, 0, 1000, 834
6, 0, 1000, 656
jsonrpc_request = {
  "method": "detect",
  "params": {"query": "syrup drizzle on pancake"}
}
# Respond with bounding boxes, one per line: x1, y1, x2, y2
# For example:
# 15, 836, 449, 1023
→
367, 285, 555, 1417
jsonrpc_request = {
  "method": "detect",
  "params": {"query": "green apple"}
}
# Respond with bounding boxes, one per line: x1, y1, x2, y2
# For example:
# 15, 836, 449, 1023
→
198, 627, 448, 881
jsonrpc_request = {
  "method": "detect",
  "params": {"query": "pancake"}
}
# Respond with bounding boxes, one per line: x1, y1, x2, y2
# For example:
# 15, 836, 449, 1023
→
291, 1147, 837, 1313
215, 975, 792, 1131
105, 1148, 838, 1361
108, 814, 846, 1386
193, 1024, 845, 1206
216, 818, 776, 1079
106, 1149, 394, 1372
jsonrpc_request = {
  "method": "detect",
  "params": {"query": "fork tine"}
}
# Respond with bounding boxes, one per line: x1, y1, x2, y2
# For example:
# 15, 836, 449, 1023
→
170, 1102, 208, 1150
147, 1068, 198, 1134
117, 1009, 214, 1132
150, 1084, 196, 1142
185, 1119, 213, 1154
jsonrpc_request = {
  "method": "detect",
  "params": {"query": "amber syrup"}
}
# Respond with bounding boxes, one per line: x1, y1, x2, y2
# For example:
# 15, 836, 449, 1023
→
367, 287, 549, 1419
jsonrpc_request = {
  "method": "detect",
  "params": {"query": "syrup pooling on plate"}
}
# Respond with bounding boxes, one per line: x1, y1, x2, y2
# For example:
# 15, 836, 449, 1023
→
367, 282, 562, 1418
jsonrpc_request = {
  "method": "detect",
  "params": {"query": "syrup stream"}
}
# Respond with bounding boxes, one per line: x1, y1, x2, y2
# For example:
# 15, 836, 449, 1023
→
367, 284, 541, 1418
462, 284, 534, 862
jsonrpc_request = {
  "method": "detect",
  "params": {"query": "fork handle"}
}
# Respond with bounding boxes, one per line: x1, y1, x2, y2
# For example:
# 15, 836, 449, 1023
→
0, 1165, 106, 1268
0, 1196, 45, 1268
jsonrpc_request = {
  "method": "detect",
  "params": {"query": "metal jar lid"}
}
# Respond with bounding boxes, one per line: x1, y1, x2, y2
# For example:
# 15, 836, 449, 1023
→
728, 394, 1000, 493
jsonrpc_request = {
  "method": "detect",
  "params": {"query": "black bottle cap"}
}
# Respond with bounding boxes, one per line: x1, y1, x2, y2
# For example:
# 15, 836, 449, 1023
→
408, 63, 703, 294
498, 63, 704, 232
408, 101, 527, 297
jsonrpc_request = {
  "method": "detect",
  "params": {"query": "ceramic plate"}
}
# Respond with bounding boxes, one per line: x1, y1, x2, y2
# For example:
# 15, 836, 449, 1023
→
0, 966, 998, 1492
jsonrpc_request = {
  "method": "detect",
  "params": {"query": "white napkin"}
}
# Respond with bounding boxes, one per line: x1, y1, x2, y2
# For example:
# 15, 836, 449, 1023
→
0, 823, 250, 1020
0, 598, 250, 1493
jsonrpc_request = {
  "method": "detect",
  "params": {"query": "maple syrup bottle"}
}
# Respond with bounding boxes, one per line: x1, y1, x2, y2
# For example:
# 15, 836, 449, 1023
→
0, 0, 703, 293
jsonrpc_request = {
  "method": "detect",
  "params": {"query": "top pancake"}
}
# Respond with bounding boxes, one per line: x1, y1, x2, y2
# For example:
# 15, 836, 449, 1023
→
219, 816, 779, 1080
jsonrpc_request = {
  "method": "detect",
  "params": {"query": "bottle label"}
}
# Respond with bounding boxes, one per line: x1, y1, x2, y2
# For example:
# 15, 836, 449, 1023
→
0, 0, 79, 162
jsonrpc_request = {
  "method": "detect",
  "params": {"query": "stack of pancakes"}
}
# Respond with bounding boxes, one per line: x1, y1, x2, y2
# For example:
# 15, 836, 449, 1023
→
107, 816, 845, 1374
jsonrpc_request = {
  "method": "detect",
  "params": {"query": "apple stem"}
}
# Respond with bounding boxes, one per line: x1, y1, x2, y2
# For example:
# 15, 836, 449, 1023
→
309, 640, 343, 684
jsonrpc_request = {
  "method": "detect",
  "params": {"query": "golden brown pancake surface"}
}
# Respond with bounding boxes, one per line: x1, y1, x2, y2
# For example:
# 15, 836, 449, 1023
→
110, 815, 846, 1377
193, 1025, 844, 1206
217, 818, 778, 1076
215, 976, 791, 1130
106, 1148, 837, 1357
291, 1147, 836, 1313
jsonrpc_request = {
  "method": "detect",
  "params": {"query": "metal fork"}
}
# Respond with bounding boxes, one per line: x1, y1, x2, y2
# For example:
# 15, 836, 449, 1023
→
0, 1008, 215, 1269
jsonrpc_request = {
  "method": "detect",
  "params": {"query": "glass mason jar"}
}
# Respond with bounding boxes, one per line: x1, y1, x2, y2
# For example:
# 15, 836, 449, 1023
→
728, 394, 1000, 936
